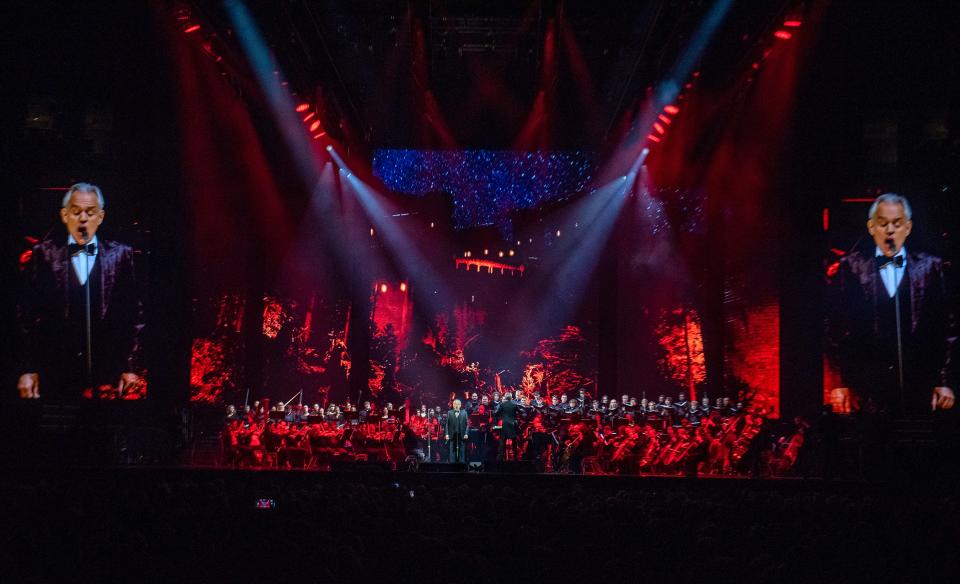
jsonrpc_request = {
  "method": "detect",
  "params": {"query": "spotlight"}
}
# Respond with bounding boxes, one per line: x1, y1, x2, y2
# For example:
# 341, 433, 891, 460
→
657, 114, 672, 125
647, 134, 662, 143
430, 222, 435, 228
370, 228, 375, 236
303, 112, 316, 122
653, 122, 666, 135
184, 24, 201, 34
509, 250, 515, 257
295, 103, 311, 112
309, 120, 321, 132
380, 284, 388, 293
484, 249, 489, 255
400, 282, 407, 292
326, 145, 333, 152
312, 132, 326, 140
783, 20, 802, 27
663, 105, 680, 115
556, 230, 561, 237
774, 30, 792, 40
498, 251, 504, 258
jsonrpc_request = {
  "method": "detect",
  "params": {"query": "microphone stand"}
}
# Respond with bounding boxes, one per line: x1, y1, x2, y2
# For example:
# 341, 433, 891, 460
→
890, 244, 905, 409
79, 228, 94, 389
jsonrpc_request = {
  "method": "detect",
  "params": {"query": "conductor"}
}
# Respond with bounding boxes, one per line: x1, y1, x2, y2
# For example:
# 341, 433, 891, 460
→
494, 391, 523, 460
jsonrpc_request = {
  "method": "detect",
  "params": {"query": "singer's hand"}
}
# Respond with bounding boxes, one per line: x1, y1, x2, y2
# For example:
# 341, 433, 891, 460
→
117, 372, 140, 396
444, 434, 450, 441
18, 373, 40, 399
932, 387, 955, 411
463, 434, 468, 440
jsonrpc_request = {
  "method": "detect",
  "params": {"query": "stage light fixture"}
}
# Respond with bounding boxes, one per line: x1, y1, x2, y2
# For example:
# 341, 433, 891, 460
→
647, 134, 662, 143
556, 230, 561, 237
653, 122, 666, 135
783, 20, 802, 27
509, 250, 515, 257
658, 114, 672, 125
312, 132, 326, 140
664, 105, 680, 115
774, 30, 792, 40
295, 103, 311, 112
400, 283, 407, 292
498, 251, 504, 258
380, 284, 388, 293
302, 112, 316, 122
184, 24, 201, 34
370, 228, 375, 236
309, 120, 321, 132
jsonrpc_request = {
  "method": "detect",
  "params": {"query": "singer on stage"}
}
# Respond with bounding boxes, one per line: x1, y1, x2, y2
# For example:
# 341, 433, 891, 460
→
827, 193, 955, 416
16, 183, 144, 400
444, 398, 470, 463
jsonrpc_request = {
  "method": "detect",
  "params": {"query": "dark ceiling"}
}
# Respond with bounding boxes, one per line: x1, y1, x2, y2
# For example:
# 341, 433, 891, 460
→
183, 0, 797, 150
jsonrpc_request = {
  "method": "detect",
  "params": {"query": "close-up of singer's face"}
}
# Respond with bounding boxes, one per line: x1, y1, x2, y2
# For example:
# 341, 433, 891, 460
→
868, 201, 912, 256
60, 190, 105, 243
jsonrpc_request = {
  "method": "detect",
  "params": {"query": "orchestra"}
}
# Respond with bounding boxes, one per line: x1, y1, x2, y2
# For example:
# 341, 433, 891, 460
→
219, 386, 805, 477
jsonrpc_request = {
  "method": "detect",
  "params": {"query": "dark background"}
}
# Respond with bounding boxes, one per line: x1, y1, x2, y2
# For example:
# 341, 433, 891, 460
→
1, 0, 958, 419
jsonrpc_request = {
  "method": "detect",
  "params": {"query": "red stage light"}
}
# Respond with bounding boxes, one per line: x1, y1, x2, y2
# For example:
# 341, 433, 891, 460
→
783, 20, 802, 27
823, 208, 829, 232
380, 284, 388, 293
647, 134, 661, 143
184, 24, 201, 34
308, 120, 321, 132
663, 105, 680, 115
295, 103, 311, 112
657, 114, 672, 125
312, 132, 326, 140
400, 283, 407, 292
302, 112, 316, 122
774, 30, 793, 40
653, 122, 666, 135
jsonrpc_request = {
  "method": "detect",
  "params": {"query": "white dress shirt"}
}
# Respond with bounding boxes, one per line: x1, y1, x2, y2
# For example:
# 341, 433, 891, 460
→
875, 245, 906, 298
68, 234, 99, 285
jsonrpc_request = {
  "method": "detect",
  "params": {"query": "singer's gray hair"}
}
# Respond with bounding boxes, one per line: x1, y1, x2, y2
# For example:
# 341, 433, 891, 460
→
62, 183, 105, 209
868, 193, 911, 221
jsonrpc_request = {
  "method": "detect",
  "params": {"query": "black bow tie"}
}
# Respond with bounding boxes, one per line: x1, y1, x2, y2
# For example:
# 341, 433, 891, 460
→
875, 254, 904, 269
68, 242, 97, 256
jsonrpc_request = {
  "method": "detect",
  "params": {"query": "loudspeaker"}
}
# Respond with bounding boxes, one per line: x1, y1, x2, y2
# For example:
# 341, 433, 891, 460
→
419, 462, 467, 473
485, 460, 536, 474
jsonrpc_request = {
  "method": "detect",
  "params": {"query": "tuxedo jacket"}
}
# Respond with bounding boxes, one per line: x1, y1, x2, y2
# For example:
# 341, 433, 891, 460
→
827, 249, 955, 412
445, 409, 469, 438
494, 399, 522, 439
17, 238, 144, 392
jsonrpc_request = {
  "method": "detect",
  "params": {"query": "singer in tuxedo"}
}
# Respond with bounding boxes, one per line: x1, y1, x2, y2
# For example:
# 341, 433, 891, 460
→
444, 398, 470, 463
827, 193, 955, 416
16, 183, 144, 399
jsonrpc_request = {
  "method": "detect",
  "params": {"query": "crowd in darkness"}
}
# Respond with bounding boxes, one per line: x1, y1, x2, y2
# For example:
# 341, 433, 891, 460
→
1, 470, 956, 582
